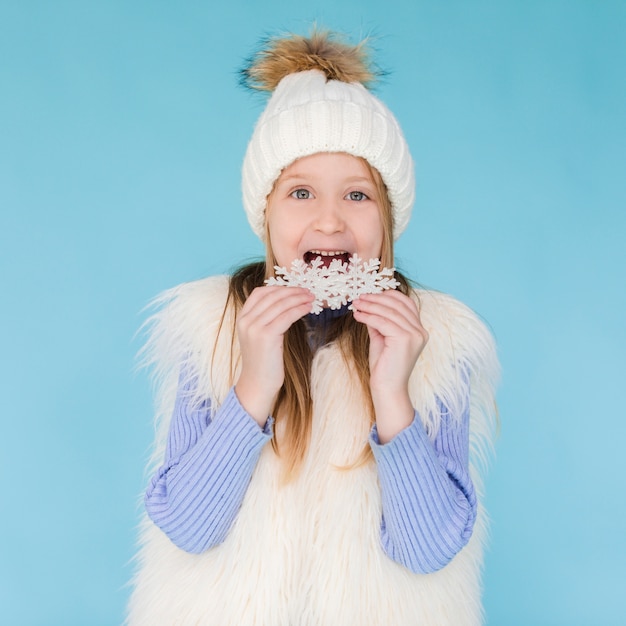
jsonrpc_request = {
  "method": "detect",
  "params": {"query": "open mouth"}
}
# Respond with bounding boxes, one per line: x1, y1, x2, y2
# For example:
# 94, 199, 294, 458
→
303, 249, 351, 268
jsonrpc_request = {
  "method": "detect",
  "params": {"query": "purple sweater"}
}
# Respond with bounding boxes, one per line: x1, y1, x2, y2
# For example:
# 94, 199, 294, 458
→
145, 313, 476, 574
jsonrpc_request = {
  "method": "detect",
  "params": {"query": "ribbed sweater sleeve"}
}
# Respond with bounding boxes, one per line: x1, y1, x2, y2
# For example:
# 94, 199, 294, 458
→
144, 385, 273, 554
369, 399, 477, 574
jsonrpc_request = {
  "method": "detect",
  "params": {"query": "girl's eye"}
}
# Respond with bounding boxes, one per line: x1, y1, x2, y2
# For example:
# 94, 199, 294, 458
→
291, 189, 311, 200
347, 191, 368, 201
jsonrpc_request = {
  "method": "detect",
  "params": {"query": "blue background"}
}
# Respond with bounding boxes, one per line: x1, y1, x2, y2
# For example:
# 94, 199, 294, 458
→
1, 1, 624, 624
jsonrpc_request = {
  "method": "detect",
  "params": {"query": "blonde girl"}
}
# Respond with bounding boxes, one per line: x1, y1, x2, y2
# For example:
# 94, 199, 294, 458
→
128, 30, 499, 626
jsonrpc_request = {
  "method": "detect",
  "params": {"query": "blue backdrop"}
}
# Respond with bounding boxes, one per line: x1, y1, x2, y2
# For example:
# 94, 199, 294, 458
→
1, 1, 624, 624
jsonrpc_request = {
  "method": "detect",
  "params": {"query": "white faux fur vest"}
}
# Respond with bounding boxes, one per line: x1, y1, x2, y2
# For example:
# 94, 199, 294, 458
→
127, 276, 499, 626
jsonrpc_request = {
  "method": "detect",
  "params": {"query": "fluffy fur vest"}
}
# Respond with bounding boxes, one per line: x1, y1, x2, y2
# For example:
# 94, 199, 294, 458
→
127, 276, 499, 626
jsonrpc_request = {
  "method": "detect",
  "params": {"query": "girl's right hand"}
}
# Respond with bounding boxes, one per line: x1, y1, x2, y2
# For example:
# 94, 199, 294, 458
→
234, 285, 314, 426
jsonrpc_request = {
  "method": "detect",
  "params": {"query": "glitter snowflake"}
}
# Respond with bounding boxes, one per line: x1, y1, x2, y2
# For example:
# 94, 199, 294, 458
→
265, 255, 400, 314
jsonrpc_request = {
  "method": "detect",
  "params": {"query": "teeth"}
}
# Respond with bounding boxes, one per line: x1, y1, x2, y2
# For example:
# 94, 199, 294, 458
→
309, 250, 348, 256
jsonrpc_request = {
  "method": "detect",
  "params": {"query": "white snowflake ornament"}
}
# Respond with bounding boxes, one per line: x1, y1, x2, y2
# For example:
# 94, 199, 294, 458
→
265, 255, 400, 314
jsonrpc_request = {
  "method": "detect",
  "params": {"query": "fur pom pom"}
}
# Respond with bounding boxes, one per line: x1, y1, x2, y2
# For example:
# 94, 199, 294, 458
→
241, 28, 377, 92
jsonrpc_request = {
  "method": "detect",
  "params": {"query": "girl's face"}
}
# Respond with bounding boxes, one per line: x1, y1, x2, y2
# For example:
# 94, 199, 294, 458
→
266, 152, 384, 270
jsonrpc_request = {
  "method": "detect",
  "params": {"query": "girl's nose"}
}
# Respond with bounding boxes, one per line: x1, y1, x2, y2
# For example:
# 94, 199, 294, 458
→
313, 201, 345, 234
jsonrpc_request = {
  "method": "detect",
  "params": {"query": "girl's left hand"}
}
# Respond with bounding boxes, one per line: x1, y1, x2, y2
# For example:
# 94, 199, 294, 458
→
352, 290, 429, 442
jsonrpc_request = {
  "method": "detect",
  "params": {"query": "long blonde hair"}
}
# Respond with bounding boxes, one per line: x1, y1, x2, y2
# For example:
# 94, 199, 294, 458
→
220, 157, 410, 480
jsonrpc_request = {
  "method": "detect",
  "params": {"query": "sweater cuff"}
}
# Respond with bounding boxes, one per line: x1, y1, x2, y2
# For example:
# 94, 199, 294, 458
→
369, 410, 426, 449
220, 387, 274, 439
368, 409, 476, 573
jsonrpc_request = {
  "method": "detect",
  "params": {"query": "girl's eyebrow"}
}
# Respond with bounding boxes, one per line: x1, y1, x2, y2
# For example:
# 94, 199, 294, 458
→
277, 173, 309, 183
344, 176, 374, 185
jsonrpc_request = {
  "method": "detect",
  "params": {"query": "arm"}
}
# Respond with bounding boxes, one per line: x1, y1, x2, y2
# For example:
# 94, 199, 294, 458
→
145, 285, 314, 553
370, 398, 476, 574
352, 290, 475, 572
145, 380, 273, 554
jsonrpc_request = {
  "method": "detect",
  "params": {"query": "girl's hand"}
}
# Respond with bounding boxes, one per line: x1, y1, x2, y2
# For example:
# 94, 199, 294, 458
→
235, 285, 314, 426
352, 290, 429, 443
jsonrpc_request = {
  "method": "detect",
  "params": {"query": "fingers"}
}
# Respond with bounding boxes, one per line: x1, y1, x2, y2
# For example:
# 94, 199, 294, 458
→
239, 286, 314, 336
242, 285, 311, 317
235, 286, 314, 421
352, 290, 428, 343
353, 291, 429, 398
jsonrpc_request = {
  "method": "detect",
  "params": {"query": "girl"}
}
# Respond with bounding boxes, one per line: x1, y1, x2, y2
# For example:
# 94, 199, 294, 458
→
127, 30, 499, 626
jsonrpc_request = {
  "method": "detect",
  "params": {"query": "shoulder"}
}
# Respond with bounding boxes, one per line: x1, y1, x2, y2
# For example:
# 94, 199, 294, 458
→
146, 275, 231, 336
406, 287, 500, 437
153, 275, 231, 314
138, 275, 235, 473
138, 275, 233, 379
410, 288, 497, 365
412, 287, 488, 329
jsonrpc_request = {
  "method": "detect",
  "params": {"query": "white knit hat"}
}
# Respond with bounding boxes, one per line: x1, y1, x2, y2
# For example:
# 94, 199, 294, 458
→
241, 37, 415, 241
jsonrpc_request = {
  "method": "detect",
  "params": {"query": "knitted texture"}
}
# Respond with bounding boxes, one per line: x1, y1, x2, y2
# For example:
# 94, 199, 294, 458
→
241, 69, 415, 240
